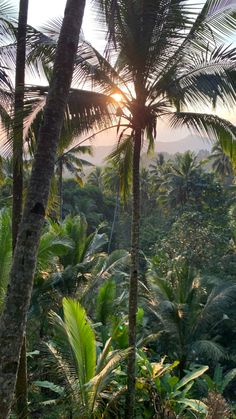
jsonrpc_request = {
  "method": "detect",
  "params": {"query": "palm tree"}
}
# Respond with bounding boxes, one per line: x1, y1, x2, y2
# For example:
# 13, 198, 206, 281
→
158, 151, 201, 208
56, 145, 93, 220
54, 213, 107, 269
87, 166, 104, 190
209, 142, 234, 184
1, 0, 236, 414
34, 298, 129, 418
0, 0, 87, 415
76, 2, 236, 414
146, 258, 236, 375
12, 2, 30, 415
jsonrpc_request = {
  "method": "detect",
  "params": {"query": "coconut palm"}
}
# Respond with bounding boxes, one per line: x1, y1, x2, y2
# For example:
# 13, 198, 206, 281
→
87, 167, 104, 190
72, 1, 236, 413
0, 1, 87, 414
209, 141, 234, 184
34, 298, 129, 418
158, 151, 202, 208
13, 2, 30, 413
146, 258, 236, 375
56, 145, 93, 220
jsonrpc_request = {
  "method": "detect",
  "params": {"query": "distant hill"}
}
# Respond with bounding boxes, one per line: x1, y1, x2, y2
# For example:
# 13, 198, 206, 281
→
85, 135, 212, 166
155, 135, 211, 154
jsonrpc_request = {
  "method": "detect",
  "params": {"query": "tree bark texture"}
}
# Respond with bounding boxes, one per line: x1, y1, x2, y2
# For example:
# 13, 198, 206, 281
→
12, 0, 28, 248
125, 127, 142, 418
0, 0, 86, 416
15, 336, 28, 419
58, 158, 63, 221
12, 2, 29, 417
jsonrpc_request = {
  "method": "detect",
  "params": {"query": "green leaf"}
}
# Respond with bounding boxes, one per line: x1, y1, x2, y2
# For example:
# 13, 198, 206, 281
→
177, 398, 208, 414
222, 368, 236, 392
33, 380, 64, 395
176, 366, 209, 390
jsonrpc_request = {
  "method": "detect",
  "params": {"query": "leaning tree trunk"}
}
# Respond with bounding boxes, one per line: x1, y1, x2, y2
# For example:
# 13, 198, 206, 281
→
125, 127, 142, 418
0, 0, 86, 416
12, 1, 29, 417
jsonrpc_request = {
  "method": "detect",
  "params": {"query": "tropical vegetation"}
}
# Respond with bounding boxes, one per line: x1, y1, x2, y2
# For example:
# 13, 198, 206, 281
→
0, 0, 236, 417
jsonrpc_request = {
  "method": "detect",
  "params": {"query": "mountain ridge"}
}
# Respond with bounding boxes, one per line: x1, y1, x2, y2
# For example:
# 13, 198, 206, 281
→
85, 135, 211, 165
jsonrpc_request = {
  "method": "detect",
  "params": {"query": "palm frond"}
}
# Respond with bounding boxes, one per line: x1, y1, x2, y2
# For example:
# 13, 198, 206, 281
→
163, 44, 236, 109
107, 135, 133, 201
50, 298, 96, 389
170, 112, 236, 162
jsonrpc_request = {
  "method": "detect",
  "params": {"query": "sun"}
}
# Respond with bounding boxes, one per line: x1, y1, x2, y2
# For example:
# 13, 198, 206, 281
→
111, 92, 123, 103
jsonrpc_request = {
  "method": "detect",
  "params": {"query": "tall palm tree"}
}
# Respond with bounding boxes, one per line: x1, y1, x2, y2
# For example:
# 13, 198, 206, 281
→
87, 166, 104, 190
79, 1, 236, 414
12, 1, 29, 416
0, 0, 87, 415
209, 141, 234, 184
56, 145, 93, 220
159, 151, 201, 208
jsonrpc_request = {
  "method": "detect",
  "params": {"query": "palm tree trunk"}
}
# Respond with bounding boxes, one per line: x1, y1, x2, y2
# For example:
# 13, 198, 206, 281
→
58, 159, 63, 221
15, 337, 27, 418
108, 185, 119, 253
0, 0, 86, 416
12, 1, 29, 417
125, 127, 142, 418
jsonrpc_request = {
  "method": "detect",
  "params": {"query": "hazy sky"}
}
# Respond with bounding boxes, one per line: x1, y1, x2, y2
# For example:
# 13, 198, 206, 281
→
15, 0, 100, 48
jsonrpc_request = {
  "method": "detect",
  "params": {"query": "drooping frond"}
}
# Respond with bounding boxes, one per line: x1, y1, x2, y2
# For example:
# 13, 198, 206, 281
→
161, 44, 236, 109
170, 112, 236, 165
2, 85, 116, 156
107, 135, 133, 201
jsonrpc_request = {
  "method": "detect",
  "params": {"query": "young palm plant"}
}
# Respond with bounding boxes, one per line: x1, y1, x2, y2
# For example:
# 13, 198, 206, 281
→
34, 298, 129, 418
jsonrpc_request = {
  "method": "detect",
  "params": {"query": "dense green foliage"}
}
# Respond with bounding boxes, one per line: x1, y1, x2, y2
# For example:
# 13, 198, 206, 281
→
1, 0, 236, 416
1, 148, 236, 417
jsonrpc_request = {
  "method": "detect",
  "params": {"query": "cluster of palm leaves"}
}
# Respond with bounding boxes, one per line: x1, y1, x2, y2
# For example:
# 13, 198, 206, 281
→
146, 258, 236, 369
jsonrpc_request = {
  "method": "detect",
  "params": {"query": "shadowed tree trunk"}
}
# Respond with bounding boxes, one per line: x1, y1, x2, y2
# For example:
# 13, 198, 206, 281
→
125, 125, 142, 419
58, 158, 63, 221
0, 0, 86, 416
12, 1, 29, 417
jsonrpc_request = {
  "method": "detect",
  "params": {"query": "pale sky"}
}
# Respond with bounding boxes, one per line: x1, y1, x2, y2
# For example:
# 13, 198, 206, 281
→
15, 0, 101, 49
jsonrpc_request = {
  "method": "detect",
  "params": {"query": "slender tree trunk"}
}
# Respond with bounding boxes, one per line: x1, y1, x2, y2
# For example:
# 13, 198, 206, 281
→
125, 127, 142, 418
58, 159, 63, 221
108, 185, 119, 253
15, 337, 27, 418
0, 1, 86, 416
12, 2, 29, 417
